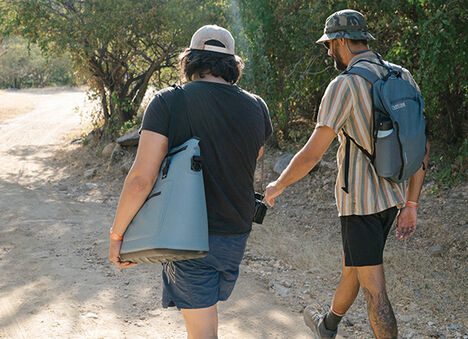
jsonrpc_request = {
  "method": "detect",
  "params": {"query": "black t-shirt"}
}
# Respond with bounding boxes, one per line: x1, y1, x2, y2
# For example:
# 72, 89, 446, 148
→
141, 81, 272, 236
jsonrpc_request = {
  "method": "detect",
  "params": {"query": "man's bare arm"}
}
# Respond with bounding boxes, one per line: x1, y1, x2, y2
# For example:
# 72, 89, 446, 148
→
406, 140, 430, 203
257, 145, 265, 160
396, 140, 430, 239
265, 126, 336, 206
109, 130, 168, 268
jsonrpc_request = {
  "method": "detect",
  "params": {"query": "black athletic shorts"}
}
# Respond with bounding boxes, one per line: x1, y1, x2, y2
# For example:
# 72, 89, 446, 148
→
340, 207, 398, 267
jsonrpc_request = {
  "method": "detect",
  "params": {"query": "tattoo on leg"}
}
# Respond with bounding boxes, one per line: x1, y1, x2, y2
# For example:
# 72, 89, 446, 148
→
362, 287, 397, 339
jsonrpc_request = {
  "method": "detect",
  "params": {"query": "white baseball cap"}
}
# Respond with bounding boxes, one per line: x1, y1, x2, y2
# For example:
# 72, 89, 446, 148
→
189, 25, 235, 55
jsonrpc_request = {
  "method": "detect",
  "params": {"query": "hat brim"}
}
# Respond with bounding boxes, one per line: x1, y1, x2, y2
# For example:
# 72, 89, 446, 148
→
190, 45, 234, 55
316, 31, 375, 44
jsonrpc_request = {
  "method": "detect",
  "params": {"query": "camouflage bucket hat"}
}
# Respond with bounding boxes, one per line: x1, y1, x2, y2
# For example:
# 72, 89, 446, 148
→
316, 9, 375, 44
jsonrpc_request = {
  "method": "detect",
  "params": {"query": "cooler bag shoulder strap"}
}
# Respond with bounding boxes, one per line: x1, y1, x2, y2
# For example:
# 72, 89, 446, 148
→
168, 84, 193, 150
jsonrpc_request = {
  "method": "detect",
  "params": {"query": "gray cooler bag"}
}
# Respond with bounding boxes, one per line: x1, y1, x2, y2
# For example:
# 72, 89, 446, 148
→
120, 137, 209, 263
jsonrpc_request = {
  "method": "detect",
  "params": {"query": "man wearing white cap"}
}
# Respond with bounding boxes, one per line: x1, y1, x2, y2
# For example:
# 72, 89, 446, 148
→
109, 25, 272, 338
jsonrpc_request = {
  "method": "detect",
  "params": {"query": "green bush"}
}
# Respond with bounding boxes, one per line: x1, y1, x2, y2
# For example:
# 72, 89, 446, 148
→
234, 0, 466, 147
2, 0, 465, 148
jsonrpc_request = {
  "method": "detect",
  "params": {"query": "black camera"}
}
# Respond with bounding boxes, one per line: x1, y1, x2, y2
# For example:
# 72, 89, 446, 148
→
253, 192, 267, 224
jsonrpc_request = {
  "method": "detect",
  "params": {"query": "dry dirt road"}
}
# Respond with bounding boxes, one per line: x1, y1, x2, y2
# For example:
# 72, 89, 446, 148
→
0, 88, 319, 338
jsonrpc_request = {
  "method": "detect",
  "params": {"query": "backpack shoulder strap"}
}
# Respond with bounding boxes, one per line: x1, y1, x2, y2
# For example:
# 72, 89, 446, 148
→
339, 59, 385, 194
341, 133, 351, 194
345, 66, 380, 84
389, 63, 403, 74
341, 130, 373, 194
339, 65, 378, 194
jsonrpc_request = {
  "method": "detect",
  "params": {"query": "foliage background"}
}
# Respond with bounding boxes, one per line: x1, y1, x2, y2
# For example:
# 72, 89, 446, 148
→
0, 36, 75, 88
1, 0, 226, 137
0, 0, 466, 152
233, 0, 467, 148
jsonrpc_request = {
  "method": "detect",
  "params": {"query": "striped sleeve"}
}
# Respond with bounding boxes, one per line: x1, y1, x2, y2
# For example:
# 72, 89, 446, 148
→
401, 67, 421, 93
316, 76, 352, 134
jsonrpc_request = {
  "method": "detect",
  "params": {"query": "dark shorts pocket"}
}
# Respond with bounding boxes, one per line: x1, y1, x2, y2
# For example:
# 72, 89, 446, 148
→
340, 207, 398, 267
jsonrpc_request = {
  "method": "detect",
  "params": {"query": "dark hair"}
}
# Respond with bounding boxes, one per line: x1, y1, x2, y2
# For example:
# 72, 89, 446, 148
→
179, 48, 244, 84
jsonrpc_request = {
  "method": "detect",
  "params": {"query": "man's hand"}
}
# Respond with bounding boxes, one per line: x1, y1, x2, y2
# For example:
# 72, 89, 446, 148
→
109, 239, 137, 268
265, 180, 285, 207
396, 206, 417, 240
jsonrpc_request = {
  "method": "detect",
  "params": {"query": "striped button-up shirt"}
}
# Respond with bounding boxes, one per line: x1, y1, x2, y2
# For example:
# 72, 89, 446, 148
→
317, 51, 420, 216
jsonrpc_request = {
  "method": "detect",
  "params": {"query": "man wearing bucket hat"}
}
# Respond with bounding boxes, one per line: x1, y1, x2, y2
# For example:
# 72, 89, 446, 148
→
109, 25, 272, 338
265, 9, 429, 339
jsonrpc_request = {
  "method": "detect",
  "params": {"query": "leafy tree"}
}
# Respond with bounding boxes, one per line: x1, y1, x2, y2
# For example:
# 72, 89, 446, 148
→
238, 1, 332, 144
0, 2, 12, 56
3, 0, 465, 143
0, 36, 75, 88
357, 0, 467, 143
5, 0, 225, 136
236, 0, 467, 145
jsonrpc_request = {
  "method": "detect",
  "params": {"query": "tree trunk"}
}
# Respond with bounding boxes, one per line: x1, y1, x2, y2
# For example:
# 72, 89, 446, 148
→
98, 86, 110, 127
130, 52, 170, 117
117, 96, 133, 123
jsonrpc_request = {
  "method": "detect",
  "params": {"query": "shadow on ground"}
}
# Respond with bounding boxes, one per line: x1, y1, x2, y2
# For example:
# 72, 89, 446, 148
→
0, 140, 312, 338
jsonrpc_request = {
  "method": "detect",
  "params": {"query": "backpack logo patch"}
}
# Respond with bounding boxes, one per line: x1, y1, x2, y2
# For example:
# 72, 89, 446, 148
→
391, 102, 406, 110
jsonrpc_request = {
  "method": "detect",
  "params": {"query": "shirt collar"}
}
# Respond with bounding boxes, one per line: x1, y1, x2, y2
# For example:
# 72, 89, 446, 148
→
347, 51, 379, 70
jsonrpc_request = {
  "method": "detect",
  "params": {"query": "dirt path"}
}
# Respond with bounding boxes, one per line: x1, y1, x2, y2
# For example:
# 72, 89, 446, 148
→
0, 89, 317, 338
4, 88, 464, 339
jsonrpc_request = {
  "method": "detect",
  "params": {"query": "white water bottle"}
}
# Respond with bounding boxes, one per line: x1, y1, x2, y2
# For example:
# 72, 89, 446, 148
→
377, 121, 393, 138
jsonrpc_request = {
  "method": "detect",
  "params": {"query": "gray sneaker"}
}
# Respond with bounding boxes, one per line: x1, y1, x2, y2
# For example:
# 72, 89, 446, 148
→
303, 306, 337, 339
